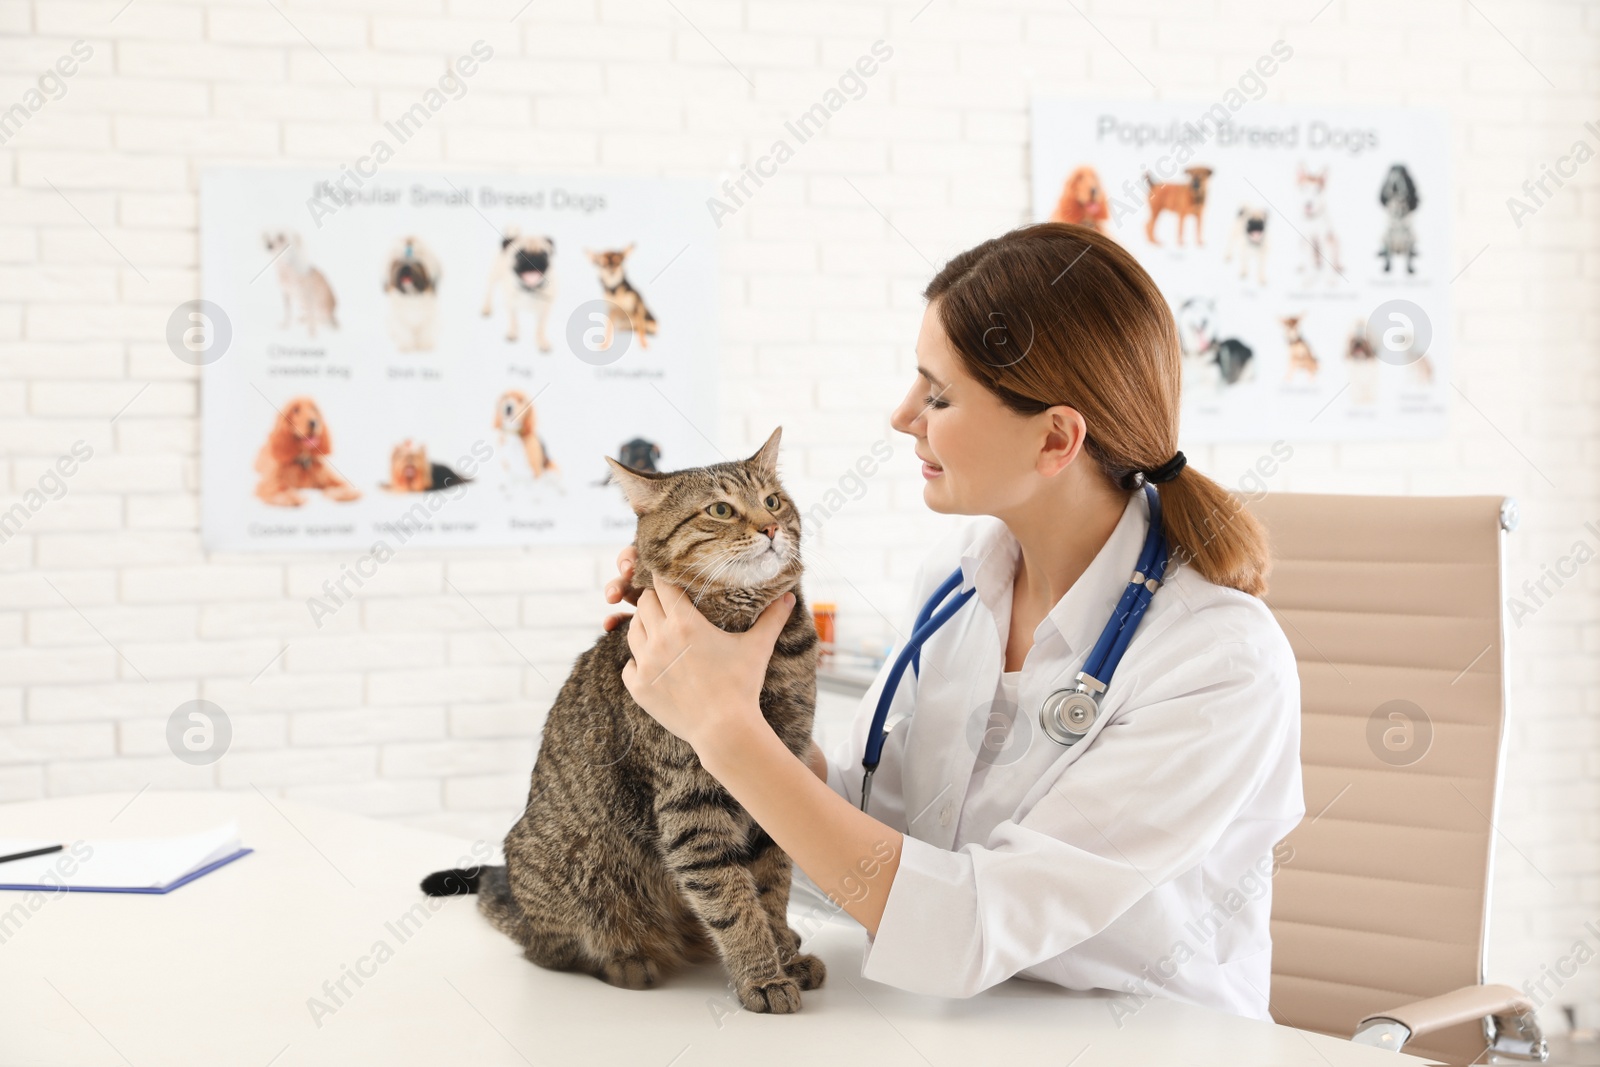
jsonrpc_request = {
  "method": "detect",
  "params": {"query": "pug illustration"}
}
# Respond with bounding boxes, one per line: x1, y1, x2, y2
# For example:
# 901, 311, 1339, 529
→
482, 227, 557, 351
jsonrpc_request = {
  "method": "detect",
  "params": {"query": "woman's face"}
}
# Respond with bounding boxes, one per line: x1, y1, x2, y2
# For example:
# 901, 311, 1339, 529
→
890, 302, 1086, 516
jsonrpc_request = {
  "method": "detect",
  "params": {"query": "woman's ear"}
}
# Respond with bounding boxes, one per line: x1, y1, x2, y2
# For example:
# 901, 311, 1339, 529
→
1038, 405, 1088, 477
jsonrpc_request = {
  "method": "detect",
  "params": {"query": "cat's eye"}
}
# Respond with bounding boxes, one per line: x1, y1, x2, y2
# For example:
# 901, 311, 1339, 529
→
764, 494, 781, 510
707, 502, 733, 519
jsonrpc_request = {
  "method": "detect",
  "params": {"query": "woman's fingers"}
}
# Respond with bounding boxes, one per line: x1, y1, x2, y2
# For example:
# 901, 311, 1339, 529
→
605, 547, 642, 607
602, 611, 632, 632
633, 587, 662, 633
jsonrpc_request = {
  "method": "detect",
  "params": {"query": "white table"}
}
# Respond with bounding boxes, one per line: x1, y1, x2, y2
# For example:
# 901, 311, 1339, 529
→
0, 792, 1429, 1066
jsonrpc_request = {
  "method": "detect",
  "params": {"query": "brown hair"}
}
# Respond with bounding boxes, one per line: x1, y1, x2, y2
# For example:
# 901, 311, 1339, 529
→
923, 221, 1271, 597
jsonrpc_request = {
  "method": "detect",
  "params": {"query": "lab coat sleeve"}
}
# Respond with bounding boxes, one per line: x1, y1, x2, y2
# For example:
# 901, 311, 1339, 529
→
857, 636, 1302, 998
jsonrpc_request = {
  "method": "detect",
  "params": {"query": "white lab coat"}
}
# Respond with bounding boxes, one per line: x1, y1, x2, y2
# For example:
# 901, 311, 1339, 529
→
816, 489, 1305, 1020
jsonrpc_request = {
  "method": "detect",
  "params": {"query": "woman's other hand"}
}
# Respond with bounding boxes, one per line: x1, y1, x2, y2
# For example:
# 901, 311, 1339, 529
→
602, 545, 640, 631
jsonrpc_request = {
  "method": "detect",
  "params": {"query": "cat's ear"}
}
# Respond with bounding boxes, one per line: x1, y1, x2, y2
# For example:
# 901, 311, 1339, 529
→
605, 457, 673, 515
745, 426, 782, 476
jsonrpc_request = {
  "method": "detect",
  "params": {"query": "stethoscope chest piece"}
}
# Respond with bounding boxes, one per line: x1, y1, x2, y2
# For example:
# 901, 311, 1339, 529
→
1039, 676, 1102, 746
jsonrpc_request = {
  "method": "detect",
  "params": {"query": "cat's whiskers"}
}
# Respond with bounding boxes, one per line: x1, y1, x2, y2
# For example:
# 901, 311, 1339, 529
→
676, 551, 739, 609
690, 553, 743, 611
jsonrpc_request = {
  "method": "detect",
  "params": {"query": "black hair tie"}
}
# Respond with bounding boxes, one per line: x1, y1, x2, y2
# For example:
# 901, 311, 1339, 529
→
1143, 451, 1186, 485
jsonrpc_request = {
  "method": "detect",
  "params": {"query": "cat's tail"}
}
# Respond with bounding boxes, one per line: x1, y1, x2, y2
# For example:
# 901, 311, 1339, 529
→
420, 866, 523, 936
420, 865, 494, 896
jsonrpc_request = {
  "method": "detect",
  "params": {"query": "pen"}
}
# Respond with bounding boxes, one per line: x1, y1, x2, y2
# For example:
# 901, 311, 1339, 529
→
0, 844, 64, 866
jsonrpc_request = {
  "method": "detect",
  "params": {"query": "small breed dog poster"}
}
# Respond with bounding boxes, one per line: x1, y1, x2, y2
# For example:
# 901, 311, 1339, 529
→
198, 168, 719, 551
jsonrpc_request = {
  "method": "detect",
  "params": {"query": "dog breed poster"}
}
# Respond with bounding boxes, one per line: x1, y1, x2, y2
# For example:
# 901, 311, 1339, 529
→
199, 168, 717, 551
1031, 99, 1449, 443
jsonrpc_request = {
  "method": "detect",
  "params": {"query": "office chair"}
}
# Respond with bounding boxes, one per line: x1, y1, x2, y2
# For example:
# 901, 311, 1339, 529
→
1247, 491, 1543, 1065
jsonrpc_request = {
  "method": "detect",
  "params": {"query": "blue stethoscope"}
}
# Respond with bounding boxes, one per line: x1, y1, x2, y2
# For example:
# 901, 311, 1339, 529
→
860, 483, 1170, 814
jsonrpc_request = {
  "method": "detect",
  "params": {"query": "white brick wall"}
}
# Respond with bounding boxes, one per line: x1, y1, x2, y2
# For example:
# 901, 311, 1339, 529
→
0, 0, 1596, 1027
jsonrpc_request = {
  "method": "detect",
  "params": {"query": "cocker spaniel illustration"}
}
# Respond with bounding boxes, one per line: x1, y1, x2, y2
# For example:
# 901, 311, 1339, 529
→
253, 395, 360, 506
1049, 165, 1111, 234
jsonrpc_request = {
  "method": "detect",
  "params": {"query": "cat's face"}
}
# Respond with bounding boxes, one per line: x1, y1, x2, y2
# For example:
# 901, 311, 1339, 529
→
606, 427, 801, 597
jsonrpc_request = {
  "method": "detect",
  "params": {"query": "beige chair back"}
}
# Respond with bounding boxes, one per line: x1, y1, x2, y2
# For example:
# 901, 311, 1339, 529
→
1248, 492, 1514, 1066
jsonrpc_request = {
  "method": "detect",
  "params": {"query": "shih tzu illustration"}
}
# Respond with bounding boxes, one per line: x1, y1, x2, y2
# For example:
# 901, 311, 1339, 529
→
263, 230, 337, 337
1224, 205, 1269, 285
1048, 165, 1112, 234
593, 437, 662, 487
586, 245, 658, 350
1281, 314, 1320, 383
1378, 164, 1420, 275
1345, 319, 1379, 406
252, 395, 360, 506
384, 236, 441, 351
380, 439, 473, 492
1175, 297, 1254, 393
1295, 165, 1343, 283
1142, 166, 1213, 246
483, 227, 557, 351
493, 389, 563, 489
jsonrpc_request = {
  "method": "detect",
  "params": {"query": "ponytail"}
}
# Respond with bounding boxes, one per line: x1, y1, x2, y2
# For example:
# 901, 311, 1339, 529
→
1151, 468, 1270, 597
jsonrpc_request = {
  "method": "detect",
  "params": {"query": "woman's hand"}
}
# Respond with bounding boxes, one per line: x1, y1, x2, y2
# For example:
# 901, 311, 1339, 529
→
620, 580, 795, 760
602, 545, 641, 632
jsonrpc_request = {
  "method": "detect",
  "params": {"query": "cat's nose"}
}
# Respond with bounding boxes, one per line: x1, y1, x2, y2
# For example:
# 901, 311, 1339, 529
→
760, 524, 779, 540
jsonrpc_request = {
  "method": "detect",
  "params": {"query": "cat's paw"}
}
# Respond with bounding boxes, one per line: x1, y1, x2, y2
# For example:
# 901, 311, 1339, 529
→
599, 954, 661, 990
783, 952, 826, 991
737, 974, 802, 1014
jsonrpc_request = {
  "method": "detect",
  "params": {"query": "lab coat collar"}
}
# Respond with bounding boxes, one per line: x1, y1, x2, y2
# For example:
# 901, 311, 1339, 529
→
957, 489, 1153, 661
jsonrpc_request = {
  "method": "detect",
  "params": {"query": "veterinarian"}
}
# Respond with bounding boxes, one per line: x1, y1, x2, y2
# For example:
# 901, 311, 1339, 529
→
606, 222, 1304, 1021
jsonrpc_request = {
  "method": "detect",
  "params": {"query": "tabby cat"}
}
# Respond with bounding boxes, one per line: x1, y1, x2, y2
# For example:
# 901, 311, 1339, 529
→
421, 427, 825, 1013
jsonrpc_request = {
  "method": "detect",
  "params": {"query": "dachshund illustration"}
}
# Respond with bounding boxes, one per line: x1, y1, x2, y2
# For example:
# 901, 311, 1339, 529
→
593, 437, 663, 487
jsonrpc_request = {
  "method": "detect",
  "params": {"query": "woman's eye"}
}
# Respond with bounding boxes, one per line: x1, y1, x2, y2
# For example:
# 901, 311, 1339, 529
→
707, 502, 733, 518
764, 494, 781, 510
923, 394, 949, 410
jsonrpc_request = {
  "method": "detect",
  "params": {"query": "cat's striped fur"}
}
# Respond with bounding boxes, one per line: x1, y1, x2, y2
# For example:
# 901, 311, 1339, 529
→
429, 428, 824, 1013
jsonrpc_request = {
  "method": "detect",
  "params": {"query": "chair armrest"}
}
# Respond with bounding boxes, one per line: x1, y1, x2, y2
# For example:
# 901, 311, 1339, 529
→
1354, 984, 1547, 1061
